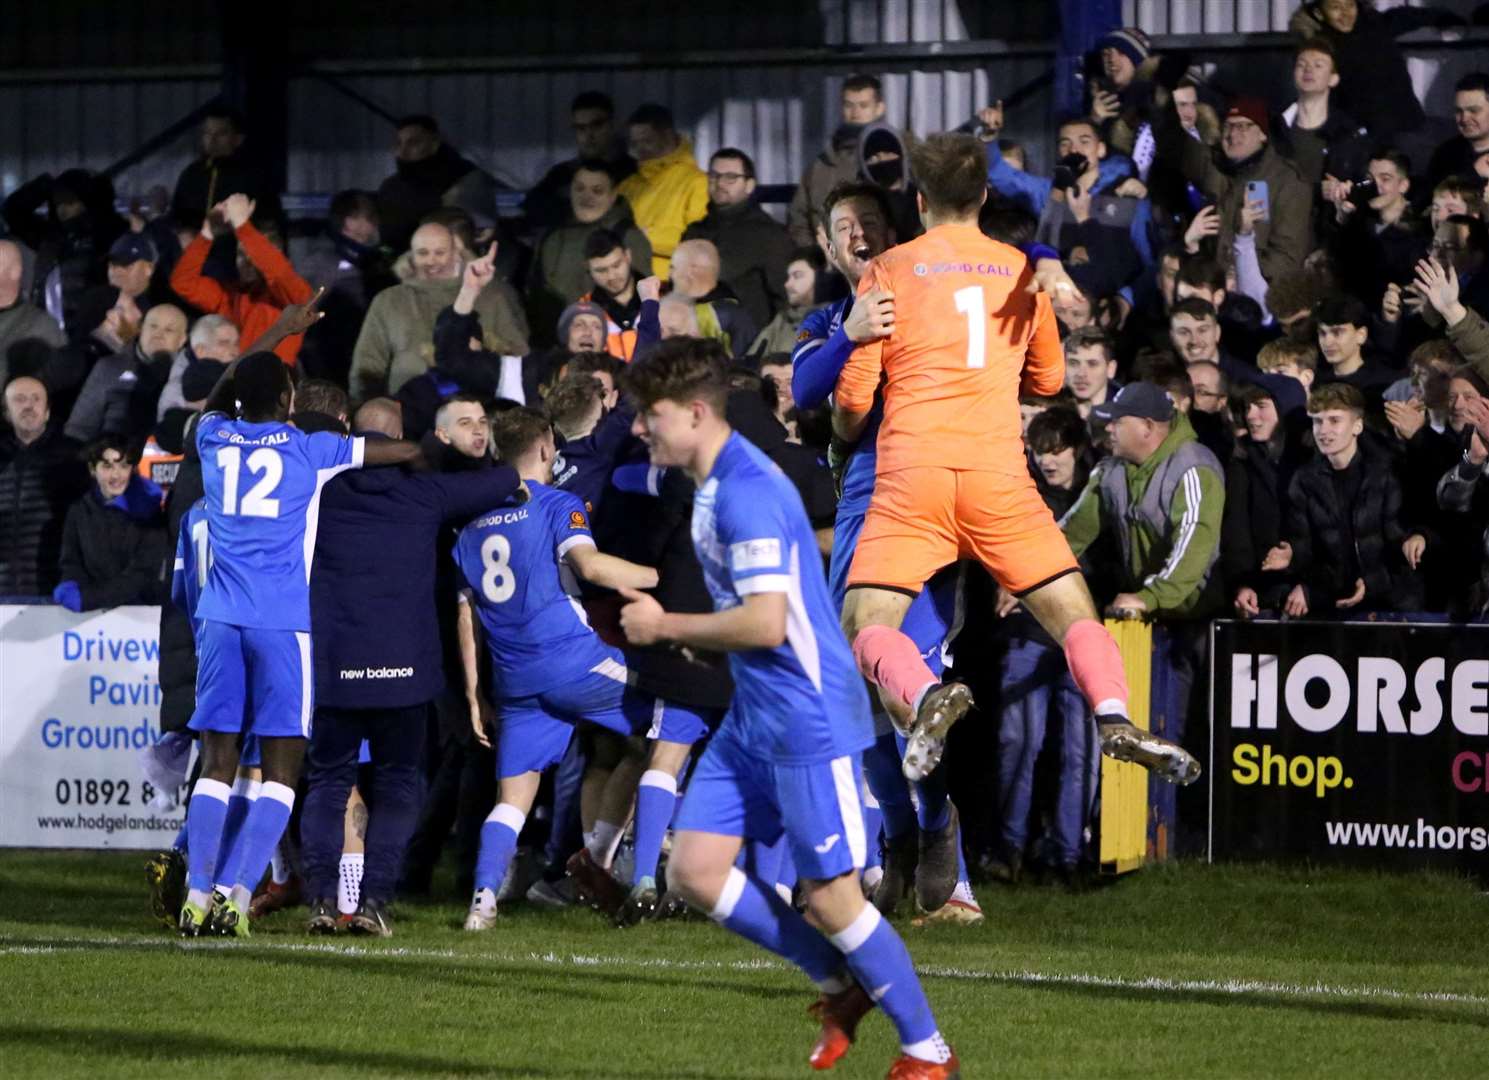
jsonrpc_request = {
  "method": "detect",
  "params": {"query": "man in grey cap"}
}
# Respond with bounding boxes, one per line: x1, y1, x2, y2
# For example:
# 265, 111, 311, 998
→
1063, 382, 1226, 620
1059, 381, 1226, 846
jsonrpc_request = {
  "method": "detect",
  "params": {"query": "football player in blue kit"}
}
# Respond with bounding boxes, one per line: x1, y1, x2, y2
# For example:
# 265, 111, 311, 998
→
452, 407, 680, 930
177, 353, 423, 937
618, 338, 959, 1080
153, 495, 262, 928
791, 181, 976, 920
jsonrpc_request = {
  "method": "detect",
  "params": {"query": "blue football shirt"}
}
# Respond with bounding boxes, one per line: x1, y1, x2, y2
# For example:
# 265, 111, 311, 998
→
789, 297, 881, 520
171, 498, 210, 644
194, 413, 363, 632
692, 432, 872, 764
453, 482, 615, 698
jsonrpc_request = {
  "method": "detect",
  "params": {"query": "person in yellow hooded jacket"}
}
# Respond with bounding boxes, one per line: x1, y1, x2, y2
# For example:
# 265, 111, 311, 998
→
618, 104, 709, 277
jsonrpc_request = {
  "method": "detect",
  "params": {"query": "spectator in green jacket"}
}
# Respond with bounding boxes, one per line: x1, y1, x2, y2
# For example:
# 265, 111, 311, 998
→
1059, 380, 1226, 845
1061, 382, 1227, 618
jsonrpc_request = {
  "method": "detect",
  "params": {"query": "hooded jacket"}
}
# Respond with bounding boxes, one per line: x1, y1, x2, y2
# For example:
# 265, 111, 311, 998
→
787, 130, 863, 247
855, 121, 922, 242
617, 139, 709, 277
1061, 411, 1226, 617
350, 273, 529, 402
1222, 433, 1308, 608
528, 198, 651, 347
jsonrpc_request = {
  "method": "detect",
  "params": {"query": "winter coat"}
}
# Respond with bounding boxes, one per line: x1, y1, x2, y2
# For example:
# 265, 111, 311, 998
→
1289, 2, 1432, 139
395, 307, 545, 439
2, 173, 127, 337
310, 458, 521, 709
0, 426, 89, 596
170, 151, 280, 231
57, 481, 167, 610
749, 303, 823, 358
1180, 140, 1314, 284
1062, 412, 1226, 617
1284, 439, 1422, 610
64, 343, 174, 445
523, 152, 637, 233
1399, 423, 1472, 613
1326, 210, 1430, 312
1270, 102, 1371, 189
1426, 135, 1488, 192
290, 230, 398, 386
788, 137, 862, 247
170, 223, 314, 364
1442, 305, 1489, 384
350, 275, 529, 402
682, 199, 795, 330
617, 140, 710, 277
528, 199, 651, 346
1222, 436, 1304, 607
0, 301, 66, 386
376, 144, 502, 254
692, 282, 759, 360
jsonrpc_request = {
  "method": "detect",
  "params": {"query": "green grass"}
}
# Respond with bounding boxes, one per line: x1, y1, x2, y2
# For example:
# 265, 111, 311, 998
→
2, 851, 1488, 1078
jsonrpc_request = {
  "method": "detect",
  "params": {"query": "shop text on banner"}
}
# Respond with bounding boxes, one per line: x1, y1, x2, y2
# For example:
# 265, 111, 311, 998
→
0, 604, 184, 848
1209, 619, 1489, 878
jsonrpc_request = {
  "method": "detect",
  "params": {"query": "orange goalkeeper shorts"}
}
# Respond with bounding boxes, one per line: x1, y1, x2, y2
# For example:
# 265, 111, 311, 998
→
846, 467, 1079, 596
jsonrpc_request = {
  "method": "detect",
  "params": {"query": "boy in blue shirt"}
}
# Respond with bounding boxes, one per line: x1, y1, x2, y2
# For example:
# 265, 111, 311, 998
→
619, 338, 958, 1080
178, 353, 422, 936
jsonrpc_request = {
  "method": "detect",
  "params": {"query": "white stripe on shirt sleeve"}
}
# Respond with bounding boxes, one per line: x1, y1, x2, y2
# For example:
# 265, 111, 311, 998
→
735, 573, 791, 595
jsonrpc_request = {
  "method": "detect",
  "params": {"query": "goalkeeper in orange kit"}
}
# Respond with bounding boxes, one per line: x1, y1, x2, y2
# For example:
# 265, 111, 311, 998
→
833, 132, 1199, 787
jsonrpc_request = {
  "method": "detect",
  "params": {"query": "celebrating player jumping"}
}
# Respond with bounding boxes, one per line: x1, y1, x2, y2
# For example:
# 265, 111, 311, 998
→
832, 132, 1201, 789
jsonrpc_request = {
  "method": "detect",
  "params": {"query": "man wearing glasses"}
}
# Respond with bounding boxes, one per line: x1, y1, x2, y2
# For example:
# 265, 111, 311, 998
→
682, 148, 795, 330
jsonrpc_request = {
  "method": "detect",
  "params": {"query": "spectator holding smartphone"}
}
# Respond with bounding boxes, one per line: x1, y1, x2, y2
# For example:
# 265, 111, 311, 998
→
1177, 97, 1313, 284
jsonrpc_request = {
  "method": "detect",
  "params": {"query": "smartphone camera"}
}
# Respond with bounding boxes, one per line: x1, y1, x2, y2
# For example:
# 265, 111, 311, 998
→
1345, 177, 1378, 209
1052, 153, 1089, 192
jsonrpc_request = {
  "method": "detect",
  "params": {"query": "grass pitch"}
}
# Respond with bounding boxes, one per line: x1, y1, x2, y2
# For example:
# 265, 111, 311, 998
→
2, 850, 1487, 1078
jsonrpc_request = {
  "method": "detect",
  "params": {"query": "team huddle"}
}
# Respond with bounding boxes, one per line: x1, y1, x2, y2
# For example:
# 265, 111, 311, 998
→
166, 134, 1199, 1080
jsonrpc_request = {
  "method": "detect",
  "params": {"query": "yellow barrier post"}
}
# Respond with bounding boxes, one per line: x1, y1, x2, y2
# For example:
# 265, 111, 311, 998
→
1098, 616, 1151, 875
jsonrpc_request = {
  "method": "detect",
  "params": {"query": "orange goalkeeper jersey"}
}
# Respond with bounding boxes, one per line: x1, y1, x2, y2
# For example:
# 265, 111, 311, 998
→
835, 222, 1063, 476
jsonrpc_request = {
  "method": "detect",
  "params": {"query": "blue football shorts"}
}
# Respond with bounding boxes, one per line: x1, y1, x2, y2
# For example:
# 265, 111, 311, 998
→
190, 620, 312, 740
674, 724, 867, 882
493, 647, 718, 778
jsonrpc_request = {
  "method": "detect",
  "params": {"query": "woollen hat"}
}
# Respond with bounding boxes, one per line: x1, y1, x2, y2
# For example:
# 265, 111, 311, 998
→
1097, 28, 1152, 68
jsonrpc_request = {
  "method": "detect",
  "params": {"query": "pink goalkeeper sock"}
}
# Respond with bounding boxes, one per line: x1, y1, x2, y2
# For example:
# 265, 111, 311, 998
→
1063, 619, 1129, 717
852, 624, 938, 711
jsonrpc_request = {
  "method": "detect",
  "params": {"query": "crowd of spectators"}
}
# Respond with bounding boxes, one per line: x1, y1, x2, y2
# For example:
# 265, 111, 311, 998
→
4, 4, 1489, 887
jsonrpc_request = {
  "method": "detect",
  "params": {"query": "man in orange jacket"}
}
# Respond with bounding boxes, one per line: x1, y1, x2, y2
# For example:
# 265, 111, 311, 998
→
171, 193, 313, 366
